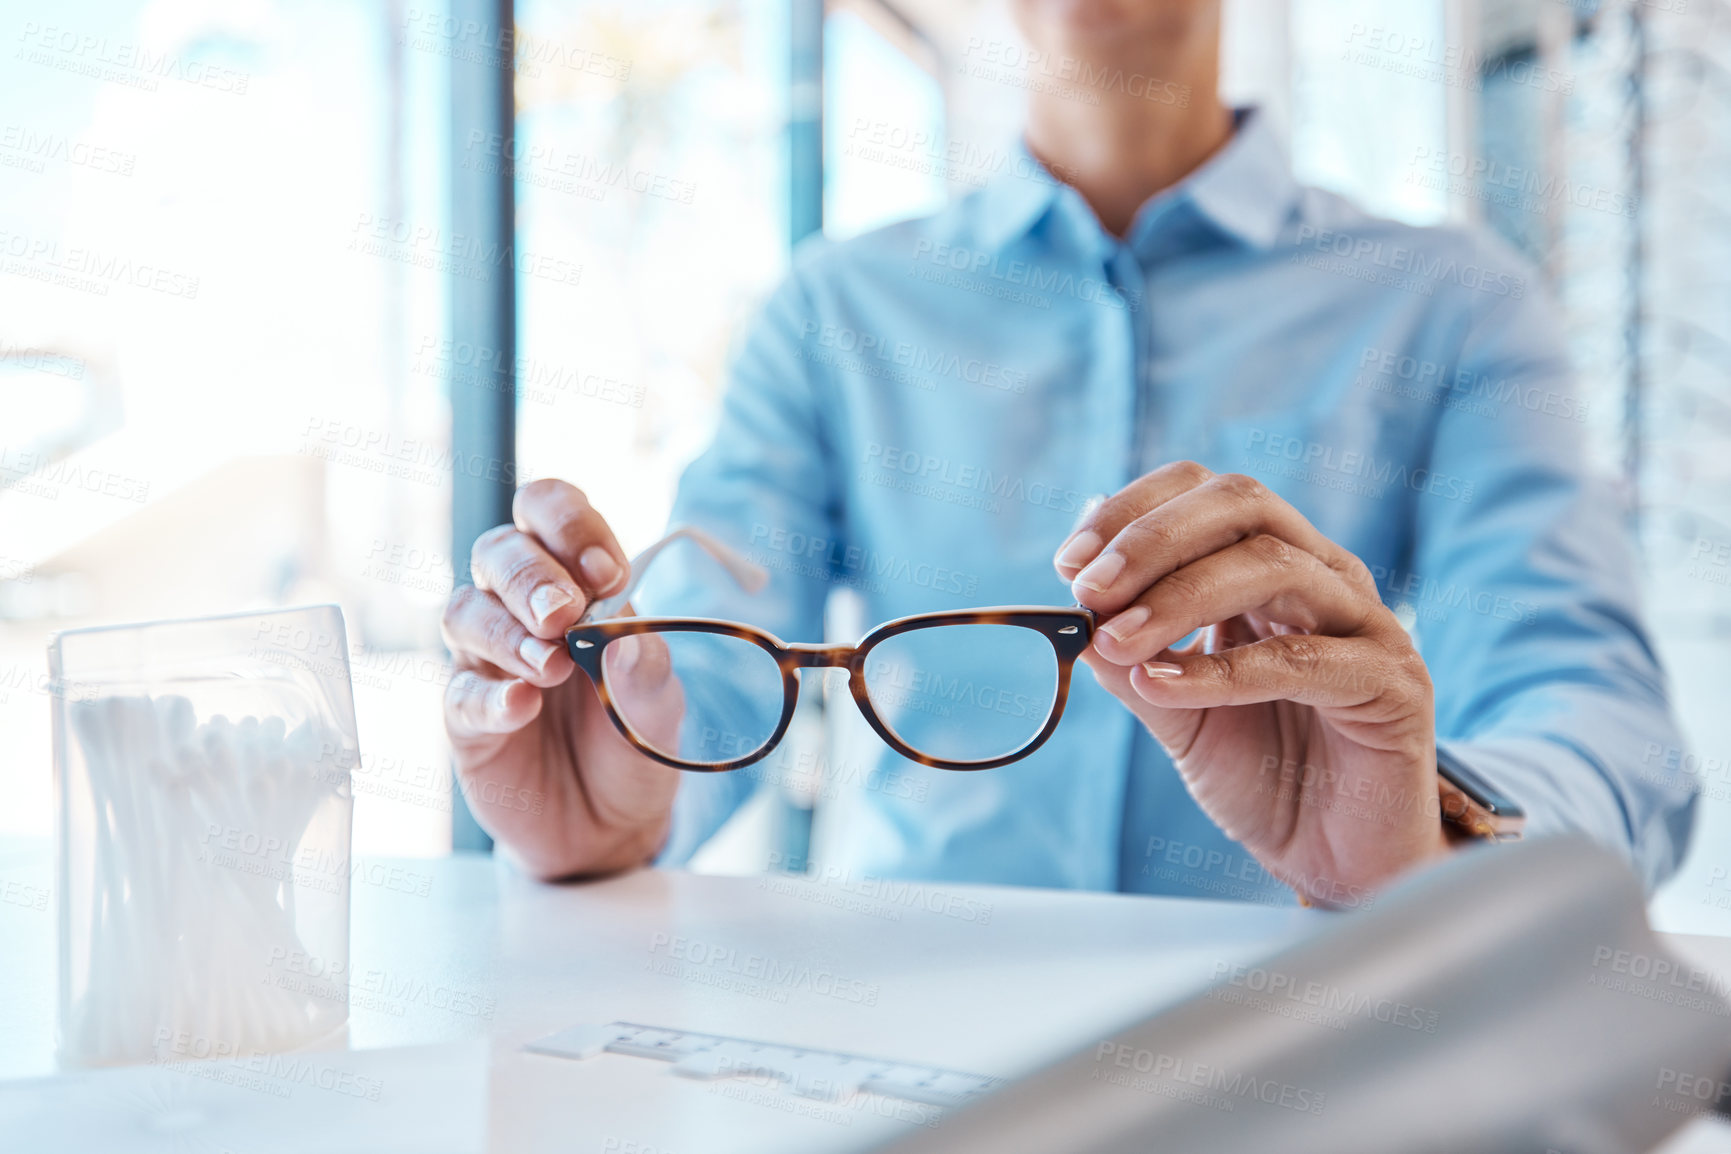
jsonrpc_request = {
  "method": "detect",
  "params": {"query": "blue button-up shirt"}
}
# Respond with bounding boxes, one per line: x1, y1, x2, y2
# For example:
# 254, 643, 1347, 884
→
642, 110, 1694, 899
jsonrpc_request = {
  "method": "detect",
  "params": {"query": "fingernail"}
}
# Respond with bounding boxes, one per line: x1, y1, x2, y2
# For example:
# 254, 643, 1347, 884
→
1099, 605, 1150, 642
1141, 661, 1184, 679
579, 546, 623, 593
1072, 550, 1125, 594
489, 680, 515, 715
529, 583, 576, 625
1054, 530, 1102, 572
519, 635, 558, 674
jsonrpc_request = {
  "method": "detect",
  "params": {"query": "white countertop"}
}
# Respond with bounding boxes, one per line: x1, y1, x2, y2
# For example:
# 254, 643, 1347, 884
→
3, 838, 1729, 1152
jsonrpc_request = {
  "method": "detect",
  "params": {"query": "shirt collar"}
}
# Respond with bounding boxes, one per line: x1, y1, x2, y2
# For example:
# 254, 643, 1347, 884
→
972, 142, 1066, 254
973, 108, 1299, 255
1174, 108, 1298, 251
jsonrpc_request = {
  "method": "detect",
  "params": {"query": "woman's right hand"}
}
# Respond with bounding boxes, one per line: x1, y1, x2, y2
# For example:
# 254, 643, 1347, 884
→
440, 479, 683, 880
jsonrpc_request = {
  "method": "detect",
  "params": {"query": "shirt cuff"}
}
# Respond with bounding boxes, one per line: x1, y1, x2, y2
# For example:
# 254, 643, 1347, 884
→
1437, 735, 1644, 882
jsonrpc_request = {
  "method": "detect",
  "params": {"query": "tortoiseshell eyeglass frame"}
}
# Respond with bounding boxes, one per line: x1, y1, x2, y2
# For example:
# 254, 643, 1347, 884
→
564, 526, 1097, 773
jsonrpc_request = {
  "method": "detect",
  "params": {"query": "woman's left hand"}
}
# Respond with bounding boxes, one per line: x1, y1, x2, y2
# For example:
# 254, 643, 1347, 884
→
1055, 461, 1449, 905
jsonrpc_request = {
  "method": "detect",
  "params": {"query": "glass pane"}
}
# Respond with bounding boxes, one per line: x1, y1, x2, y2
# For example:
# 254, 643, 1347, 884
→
862, 624, 1058, 763
604, 630, 785, 766
511, 0, 789, 559
1289, 0, 1450, 224
824, 8, 947, 240
0, 0, 452, 857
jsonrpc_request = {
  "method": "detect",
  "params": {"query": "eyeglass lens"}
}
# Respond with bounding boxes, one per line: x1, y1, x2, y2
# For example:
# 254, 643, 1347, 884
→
861, 623, 1060, 762
602, 631, 786, 767
603, 622, 1062, 768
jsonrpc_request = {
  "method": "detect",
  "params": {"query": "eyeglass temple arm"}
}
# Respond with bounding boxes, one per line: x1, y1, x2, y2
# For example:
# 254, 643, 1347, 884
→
580, 524, 771, 623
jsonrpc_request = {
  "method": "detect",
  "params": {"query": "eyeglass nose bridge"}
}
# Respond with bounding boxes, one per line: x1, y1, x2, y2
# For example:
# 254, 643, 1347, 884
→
782, 642, 856, 670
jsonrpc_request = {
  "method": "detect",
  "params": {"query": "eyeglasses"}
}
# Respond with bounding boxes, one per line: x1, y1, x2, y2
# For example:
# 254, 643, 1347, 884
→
565, 526, 1096, 772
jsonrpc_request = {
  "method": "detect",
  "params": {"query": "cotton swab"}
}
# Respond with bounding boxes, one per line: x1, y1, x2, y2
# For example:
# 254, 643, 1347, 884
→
63, 694, 351, 1067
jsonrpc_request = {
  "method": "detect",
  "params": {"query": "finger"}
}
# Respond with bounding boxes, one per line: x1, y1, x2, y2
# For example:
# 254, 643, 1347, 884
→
603, 632, 677, 691
441, 584, 575, 688
1067, 472, 1375, 615
512, 478, 630, 601
444, 670, 544, 741
1092, 535, 1379, 665
1127, 633, 1423, 713
472, 524, 587, 638
601, 633, 685, 754
1054, 460, 1215, 579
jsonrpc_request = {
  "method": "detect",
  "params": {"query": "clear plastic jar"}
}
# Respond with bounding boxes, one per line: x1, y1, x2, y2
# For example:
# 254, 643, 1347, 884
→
50, 605, 358, 1067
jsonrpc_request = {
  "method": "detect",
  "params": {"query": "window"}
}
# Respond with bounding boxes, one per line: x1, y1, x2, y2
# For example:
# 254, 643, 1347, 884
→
0, 0, 451, 855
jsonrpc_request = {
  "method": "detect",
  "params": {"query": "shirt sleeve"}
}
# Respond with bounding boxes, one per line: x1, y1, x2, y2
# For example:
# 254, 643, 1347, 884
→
1410, 269, 1695, 892
639, 257, 841, 866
